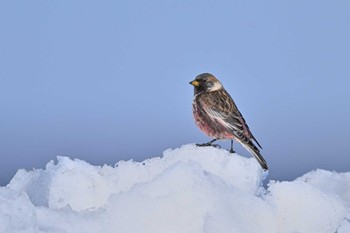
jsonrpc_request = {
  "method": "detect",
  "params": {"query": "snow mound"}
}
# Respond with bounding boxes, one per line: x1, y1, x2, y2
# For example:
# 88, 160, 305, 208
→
1, 144, 349, 233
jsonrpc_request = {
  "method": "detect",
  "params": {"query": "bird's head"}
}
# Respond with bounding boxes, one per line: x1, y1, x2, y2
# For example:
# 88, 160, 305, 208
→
189, 73, 223, 94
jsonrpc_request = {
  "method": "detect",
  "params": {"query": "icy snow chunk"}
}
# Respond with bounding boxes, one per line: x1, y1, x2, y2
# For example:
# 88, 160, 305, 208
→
0, 188, 38, 233
267, 180, 347, 233
297, 169, 350, 206
46, 157, 111, 211
8, 157, 112, 211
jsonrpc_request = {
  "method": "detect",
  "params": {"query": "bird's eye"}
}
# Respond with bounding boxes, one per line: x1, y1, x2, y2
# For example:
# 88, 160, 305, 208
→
202, 80, 207, 83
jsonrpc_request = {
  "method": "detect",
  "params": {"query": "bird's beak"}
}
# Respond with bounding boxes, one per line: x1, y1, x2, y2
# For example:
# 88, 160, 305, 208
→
189, 80, 200, 87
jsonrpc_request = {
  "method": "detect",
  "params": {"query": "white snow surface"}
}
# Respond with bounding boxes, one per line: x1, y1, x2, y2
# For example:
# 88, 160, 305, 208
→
1, 144, 350, 233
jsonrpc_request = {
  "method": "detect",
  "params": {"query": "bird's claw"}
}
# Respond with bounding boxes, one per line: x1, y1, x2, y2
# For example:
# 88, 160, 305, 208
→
229, 149, 236, 153
211, 144, 221, 148
196, 143, 209, 147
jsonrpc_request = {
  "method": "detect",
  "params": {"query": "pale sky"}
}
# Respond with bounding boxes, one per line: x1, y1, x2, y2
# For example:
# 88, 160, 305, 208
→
1, 0, 349, 185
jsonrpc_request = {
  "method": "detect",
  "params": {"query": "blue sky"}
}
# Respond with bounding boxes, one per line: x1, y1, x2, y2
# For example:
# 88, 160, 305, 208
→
1, 0, 349, 185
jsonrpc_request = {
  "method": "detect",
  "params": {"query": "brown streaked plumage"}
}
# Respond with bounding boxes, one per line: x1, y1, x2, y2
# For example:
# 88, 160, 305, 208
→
189, 73, 268, 170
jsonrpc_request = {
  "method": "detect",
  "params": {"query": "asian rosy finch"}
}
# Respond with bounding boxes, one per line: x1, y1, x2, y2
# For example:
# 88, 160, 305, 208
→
190, 73, 268, 170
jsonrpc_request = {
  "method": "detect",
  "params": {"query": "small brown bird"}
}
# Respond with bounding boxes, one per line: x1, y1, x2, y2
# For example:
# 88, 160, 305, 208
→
189, 73, 268, 170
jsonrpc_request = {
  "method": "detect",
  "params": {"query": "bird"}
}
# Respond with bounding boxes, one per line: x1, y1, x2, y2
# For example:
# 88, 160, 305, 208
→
189, 73, 268, 170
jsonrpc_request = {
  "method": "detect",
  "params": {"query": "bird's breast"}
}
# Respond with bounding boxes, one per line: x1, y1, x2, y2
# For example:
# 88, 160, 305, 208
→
192, 96, 234, 139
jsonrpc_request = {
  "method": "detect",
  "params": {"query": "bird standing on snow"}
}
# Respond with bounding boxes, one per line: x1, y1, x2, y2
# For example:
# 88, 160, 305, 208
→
189, 73, 268, 170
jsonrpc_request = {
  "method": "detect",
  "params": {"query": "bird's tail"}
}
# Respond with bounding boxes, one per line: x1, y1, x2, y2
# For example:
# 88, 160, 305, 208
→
241, 141, 268, 170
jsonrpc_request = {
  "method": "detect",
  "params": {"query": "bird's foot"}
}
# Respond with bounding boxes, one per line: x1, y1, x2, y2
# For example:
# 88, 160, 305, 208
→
196, 143, 221, 149
211, 144, 221, 148
229, 148, 236, 153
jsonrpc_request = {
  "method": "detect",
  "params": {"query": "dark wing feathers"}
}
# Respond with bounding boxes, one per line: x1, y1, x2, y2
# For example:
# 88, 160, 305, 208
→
204, 90, 262, 149
233, 131, 268, 170
236, 113, 263, 149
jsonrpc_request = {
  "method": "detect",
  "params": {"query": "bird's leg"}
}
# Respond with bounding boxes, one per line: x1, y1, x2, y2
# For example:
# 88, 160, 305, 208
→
229, 140, 235, 153
196, 139, 221, 148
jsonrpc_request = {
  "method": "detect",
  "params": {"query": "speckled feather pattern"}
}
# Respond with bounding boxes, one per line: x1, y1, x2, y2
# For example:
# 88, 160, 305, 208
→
193, 90, 236, 139
193, 89, 252, 140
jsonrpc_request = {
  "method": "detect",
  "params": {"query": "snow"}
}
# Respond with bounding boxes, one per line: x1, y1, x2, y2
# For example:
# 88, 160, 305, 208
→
0, 144, 349, 233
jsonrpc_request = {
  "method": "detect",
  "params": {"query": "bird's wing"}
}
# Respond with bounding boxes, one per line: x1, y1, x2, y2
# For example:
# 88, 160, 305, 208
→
231, 109, 263, 149
203, 90, 263, 149
205, 107, 244, 132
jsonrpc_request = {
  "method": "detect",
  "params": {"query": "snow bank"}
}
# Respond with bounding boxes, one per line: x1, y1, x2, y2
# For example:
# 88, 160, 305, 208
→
0, 144, 349, 233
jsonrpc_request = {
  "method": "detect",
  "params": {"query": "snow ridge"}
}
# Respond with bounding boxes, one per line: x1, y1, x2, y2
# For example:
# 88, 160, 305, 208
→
0, 144, 349, 233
